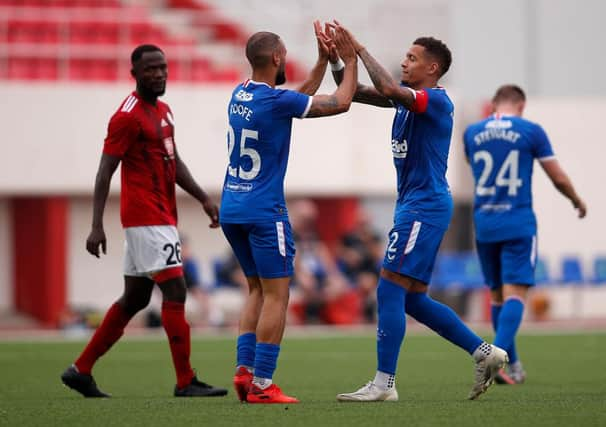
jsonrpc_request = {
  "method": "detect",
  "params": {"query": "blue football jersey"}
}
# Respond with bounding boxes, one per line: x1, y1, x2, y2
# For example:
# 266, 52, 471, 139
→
463, 113, 555, 242
391, 86, 454, 229
220, 80, 312, 223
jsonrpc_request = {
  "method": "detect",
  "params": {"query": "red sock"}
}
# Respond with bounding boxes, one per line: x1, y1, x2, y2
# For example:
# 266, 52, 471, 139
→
162, 301, 195, 389
75, 303, 132, 375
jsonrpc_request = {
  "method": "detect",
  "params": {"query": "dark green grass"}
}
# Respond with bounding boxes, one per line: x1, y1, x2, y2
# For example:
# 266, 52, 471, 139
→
1, 333, 605, 427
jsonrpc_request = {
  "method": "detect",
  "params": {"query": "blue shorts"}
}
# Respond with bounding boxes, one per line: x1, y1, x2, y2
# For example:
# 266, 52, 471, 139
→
476, 236, 537, 289
221, 221, 295, 279
382, 218, 445, 284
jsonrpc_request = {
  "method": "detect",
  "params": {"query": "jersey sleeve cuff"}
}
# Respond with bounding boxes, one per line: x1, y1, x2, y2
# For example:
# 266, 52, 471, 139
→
300, 95, 313, 118
538, 155, 556, 162
102, 146, 125, 158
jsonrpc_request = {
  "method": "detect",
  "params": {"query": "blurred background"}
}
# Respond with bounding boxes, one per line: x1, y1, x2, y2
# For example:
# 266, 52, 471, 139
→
0, 0, 604, 333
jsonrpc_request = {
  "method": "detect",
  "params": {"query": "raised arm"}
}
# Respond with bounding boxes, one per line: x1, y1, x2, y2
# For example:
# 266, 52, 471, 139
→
296, 20, 330, 96
306, 26, 358, 118
332, 66, 393, 107
335, 22, 416, 109
175, 149, 219, 228
539, 159, 587, 218
327, 23, 392, 108
86, 153, 120, 257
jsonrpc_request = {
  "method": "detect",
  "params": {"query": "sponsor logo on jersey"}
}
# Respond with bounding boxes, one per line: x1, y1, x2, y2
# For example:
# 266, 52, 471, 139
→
225, 182, 253, 192
392, 139, 408, 159
235, 90, 254, 102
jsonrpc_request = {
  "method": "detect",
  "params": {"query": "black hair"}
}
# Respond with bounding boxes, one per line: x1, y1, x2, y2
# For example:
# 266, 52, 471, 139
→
492, 84, 526, 104
131, 44, 164, 66
245, 31, 281, 68
413, 36, 452, 77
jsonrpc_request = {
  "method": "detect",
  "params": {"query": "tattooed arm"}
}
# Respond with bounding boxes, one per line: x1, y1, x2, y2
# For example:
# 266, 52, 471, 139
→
332, 67, 393, 108
328, 24, 393, 108
357, 47, 415, 109
333, 22, 414, 109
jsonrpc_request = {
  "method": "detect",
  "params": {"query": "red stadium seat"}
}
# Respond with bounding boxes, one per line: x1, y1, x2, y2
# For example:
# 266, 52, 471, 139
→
69, 58, 119, 81
69, 21, 120, 45
190, 57, 213, 81
8, 57, 37, 80
0, 0, 249, 82
8, 20, 60, 44
8, 56, 58, 80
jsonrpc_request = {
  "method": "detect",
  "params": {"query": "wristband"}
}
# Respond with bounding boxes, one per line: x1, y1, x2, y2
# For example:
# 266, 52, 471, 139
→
330, 59, 345, 72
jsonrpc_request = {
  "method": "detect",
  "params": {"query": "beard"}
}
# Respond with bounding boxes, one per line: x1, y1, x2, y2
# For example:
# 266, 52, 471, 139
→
153, 85, 166, 96
275, 69, 286, 86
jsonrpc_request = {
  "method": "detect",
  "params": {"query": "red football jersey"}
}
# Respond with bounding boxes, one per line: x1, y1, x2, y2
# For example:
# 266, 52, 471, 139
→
103, 91, 178, 228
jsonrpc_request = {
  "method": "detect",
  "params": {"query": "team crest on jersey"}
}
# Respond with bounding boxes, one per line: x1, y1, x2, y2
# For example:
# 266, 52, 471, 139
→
163, 137, 175, 159
235, 90, 254, 102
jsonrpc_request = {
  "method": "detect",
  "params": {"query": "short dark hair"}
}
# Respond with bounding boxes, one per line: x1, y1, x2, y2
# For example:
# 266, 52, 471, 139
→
413, 36, 452, 77
492, 84, 526, 104
245, 31, 281, 68
131, 44, 164, 66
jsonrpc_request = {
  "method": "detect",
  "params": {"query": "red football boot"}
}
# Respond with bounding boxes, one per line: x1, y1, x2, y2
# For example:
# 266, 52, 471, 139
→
233, 367, 253, 402
247, 383, 300, 404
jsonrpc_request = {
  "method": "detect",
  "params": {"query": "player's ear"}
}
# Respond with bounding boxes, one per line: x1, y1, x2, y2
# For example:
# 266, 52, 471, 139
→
130, 67, 136, 79
272, 51, 281, 67
517, 101, 526, 116
428, 61, 439, 76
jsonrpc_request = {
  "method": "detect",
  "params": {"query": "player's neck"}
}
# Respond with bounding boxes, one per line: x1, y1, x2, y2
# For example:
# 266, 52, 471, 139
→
251, 70, 276, 88
494, 107, 520, 117
409, 78, 439, 90
136, 88, 158, 105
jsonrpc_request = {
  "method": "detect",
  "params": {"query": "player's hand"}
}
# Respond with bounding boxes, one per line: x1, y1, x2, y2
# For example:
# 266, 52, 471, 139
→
331, 20, 365, 54
332, 24, 357, 64
86, 227, 107, 258
325, 22, 339, 64
573, 198, 587, 218
203, 199, 220, 228
313, 20, 331, 61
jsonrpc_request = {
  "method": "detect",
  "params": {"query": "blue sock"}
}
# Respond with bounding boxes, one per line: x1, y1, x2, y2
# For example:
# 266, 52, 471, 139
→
490, 304, 501, 333
236, 332, 256, 368
494, 298, 524, 363
254, 343, 280, 380
376, 278, 407, 375
492, 303, 519, 363
405, 292, 483, 355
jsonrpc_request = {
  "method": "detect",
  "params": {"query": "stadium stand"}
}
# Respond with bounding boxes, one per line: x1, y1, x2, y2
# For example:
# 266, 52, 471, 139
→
593, 256, 606, 284
535, 257, 551, 286
0, 0, 266, 82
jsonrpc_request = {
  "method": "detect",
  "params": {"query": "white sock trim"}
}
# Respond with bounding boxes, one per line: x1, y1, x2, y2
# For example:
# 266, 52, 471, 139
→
374, 370, 396, 390
252, 376, 272, 390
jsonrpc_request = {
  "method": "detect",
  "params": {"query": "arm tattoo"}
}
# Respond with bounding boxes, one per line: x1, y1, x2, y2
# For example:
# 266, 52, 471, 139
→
358, 49, 395, 94
358, 49, 414, 108
306, 95, 340, 117
353, 84, 393, 107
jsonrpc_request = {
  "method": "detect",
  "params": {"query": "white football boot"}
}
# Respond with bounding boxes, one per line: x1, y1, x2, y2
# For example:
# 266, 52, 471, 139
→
337, 382, 398, 402
468, 344, 509, 400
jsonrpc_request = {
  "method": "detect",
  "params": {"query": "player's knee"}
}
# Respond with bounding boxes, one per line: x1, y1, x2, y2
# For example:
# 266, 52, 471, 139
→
158, 278, 187, 303
118, 295, 150, 316
377, 279, 405, 312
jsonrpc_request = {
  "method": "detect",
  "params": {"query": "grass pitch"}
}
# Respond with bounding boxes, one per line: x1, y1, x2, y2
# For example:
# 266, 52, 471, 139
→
1, 332, 605, 427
